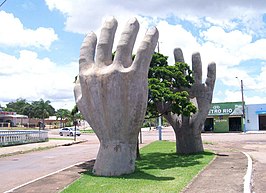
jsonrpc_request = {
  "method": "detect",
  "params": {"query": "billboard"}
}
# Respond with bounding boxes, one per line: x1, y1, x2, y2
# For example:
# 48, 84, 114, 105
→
208, 102, 243, 116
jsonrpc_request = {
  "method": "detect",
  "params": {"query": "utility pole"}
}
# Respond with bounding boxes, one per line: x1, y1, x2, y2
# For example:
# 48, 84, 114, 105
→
240, 79, 246, 133
236, 77, 245, 132
241, 80, 245, 119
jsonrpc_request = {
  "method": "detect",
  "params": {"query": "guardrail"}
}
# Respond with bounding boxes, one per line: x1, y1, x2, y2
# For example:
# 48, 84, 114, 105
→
0, 130, 48, 146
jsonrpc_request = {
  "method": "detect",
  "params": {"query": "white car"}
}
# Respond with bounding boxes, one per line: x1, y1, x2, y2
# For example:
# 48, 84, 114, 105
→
59, 127, 81, 136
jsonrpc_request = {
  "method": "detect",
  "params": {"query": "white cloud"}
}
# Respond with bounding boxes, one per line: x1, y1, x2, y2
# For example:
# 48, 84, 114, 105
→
199, 26, 266, 83
217, 89, 266, 105
44, 0, 266, 34
245, 96, 266, 105
242, 39, 266, 61
201, 26, 252, 51
222, 90, 243, 103
45, 0, 72, 14
0, 11, 58, 49
0, 50, 78, 110
155, 20, 201, 65
43, 0, 266, 77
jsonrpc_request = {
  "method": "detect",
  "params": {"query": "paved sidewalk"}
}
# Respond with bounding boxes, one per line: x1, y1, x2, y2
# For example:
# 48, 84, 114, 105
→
182, 150, 247, 193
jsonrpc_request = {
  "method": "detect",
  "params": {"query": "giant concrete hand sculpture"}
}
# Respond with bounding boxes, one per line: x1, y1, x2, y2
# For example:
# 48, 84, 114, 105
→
74, 18, 159, 176
177, 48, 216, 153
162, 48, 216, 154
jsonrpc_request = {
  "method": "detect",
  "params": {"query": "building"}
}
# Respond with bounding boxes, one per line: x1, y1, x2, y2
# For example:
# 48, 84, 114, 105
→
0, 111, 28, 127
245, 104, 266, 132
0, 111, 66, 128
204, 102, 244, 132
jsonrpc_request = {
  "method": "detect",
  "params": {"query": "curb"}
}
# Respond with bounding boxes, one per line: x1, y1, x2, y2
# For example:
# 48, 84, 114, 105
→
60, 139, 87, 146
4, 161, 87, 193
242, 152, 253, 193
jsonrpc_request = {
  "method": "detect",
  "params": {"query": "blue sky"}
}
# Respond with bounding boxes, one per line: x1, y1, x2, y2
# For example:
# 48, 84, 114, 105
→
0, 0, 266, 110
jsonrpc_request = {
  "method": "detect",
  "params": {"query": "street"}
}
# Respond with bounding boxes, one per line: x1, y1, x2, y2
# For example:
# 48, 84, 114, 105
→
0, 135, 99, 193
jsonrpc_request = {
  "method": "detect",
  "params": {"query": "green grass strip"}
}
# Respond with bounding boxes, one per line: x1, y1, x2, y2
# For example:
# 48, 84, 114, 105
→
49, 138, 73, 141
63, 141, 214, 193
80, 129, 95, 134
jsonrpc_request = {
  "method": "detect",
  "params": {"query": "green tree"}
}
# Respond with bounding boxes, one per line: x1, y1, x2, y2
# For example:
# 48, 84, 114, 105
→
148, 51, 216, 154
5, 98, 30, 114
148, 53, 196, 117
31, 99, 55, 129
21, 103, 33, 117
148, 52, 198, 154
55, 109, 71, 128
70, 105, 83, 123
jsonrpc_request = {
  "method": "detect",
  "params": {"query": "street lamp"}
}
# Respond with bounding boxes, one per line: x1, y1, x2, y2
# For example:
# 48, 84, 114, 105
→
157, 41, 162, 140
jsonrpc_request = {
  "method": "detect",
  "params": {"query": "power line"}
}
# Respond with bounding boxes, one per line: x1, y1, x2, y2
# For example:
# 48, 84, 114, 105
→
0, 0, 7, 8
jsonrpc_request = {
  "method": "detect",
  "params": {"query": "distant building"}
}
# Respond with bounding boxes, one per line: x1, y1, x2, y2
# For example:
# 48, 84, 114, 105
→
44, 116, 67, 129
0, 112, 67, 128
0, 111, 28, 127
245, 104, 266, 132
204, 102, 244, 132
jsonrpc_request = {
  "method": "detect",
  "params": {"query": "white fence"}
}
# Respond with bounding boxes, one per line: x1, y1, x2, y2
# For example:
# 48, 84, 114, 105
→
0, 130, 48, 146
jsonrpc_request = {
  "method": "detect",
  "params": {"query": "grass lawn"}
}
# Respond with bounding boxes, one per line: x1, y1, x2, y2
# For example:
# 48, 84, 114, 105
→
80, 129, 95, 134
49, 138, 73, 140
63, 141, 214, 193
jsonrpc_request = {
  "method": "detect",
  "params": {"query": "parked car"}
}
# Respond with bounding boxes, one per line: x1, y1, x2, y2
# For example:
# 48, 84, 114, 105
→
59, 127, 81, 136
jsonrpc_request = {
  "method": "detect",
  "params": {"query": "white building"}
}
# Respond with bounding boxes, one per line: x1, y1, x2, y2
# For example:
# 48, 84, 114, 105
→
245, 104, 266, 132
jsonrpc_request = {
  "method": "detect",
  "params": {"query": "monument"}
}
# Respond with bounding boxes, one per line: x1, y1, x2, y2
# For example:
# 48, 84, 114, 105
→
74, 17, 159, 176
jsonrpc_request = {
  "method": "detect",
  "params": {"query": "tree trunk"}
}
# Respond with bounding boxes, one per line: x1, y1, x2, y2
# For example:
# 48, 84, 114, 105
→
92, 141, 137, 176
173, 125, 204, 154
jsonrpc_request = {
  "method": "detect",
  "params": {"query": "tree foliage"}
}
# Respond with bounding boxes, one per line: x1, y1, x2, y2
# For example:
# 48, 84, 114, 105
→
4, 98, 58, 119
55, 109, 71, 120
31, 99, 55, 119
5, 98, 30, 114
147, 52, 197, 117
70, 104, 83, 122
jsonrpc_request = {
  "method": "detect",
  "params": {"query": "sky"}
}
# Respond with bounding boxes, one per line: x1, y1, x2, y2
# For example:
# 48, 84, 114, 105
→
0, 0, 266, 111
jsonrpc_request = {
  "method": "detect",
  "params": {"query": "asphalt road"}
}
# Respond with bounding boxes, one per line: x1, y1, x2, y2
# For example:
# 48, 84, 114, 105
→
0, 138, 99, 193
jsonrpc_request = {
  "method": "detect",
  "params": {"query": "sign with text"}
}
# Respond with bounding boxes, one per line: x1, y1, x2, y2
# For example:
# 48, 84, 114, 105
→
208, 102, 243, 116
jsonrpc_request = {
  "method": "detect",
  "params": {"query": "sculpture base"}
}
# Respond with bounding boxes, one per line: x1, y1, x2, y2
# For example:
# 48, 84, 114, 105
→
174, 128, 204, 154
92, 141, 137, 176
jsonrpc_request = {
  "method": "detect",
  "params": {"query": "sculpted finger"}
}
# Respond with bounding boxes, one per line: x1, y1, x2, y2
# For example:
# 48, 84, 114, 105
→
174, 48, 185, 63
74, 77, 91, 123
79, 32, 97, 72
114, 18, 139, 68
192, 52, 202, 84
132, 27, 159, 74
74, 77, 82, 106
205, 62, 216, 89
96, 17, 118, 67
